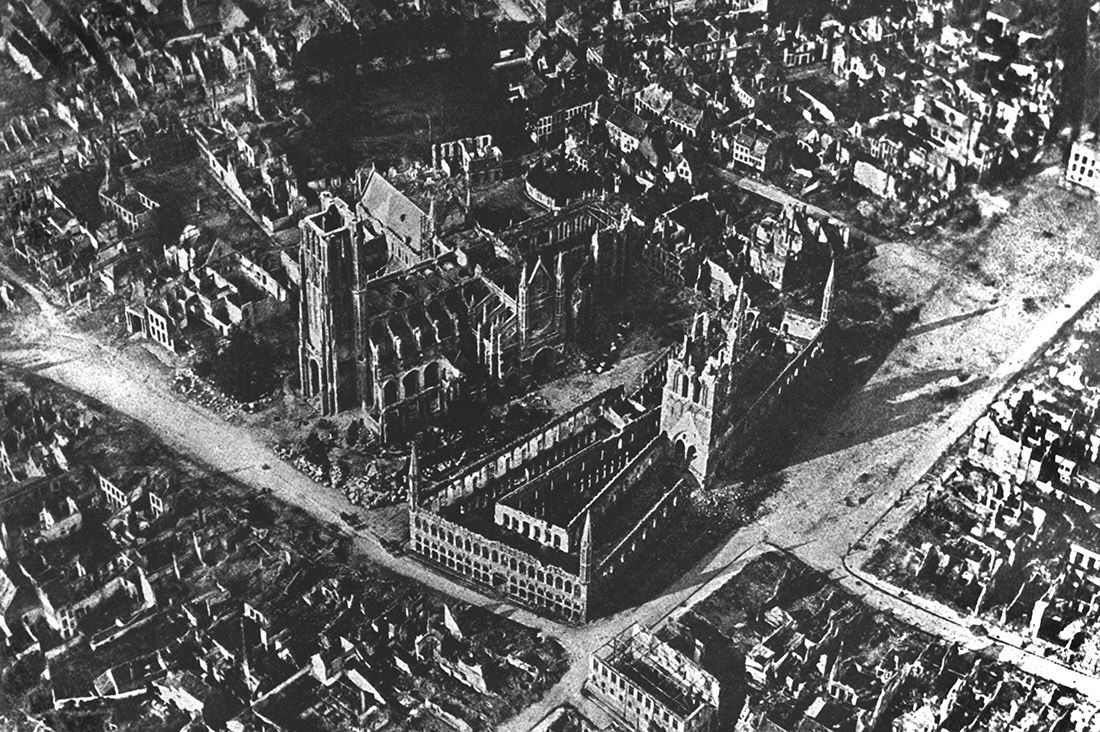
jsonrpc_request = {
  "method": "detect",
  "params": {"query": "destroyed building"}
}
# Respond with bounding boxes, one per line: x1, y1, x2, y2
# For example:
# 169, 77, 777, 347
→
676, 553, 1092, 732
0, 377, 563, 730
298, 179, 629, 441
586, 622, 721, 731
660, 263, 832, 484
408, 376, 690, 623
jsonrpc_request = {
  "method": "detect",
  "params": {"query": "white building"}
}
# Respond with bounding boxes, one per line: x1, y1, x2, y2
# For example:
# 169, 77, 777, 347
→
1066, 139, 1100, 196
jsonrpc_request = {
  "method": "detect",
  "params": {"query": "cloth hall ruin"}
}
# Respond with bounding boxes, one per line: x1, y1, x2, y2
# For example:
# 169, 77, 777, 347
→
295, 167, 846, 621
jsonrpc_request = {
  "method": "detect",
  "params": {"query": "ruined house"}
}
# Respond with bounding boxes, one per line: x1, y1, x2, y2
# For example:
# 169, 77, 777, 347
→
586, 622, 720, 732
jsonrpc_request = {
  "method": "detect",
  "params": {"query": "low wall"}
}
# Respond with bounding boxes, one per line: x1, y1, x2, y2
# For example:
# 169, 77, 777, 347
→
424, 387, 623, 509
597, 477, 690, 580
568, 434, 668, 538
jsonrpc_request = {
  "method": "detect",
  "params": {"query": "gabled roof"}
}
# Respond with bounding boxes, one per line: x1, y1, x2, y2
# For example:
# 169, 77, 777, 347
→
358, 170, 425, 246
608, 104, 649, 139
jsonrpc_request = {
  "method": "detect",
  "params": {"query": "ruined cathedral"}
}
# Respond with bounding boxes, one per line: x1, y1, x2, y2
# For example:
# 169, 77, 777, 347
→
297, 169, 628, 442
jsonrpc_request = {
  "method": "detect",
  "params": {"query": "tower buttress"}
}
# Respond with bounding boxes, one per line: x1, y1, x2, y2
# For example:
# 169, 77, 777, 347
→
691, 310, 709, 340
821, 257, 836, 325
427, 196, 437, 245
240, 613, 254, 700
726, 277, 747, 361
244, 72, 258, 114
407, 443, 420, 509
579, 512, 593, 584
489, 317, 500, 379
555, 251, 566, 326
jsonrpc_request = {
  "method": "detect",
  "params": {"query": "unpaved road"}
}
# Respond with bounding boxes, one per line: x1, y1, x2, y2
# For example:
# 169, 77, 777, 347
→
4, 170, 1100, 727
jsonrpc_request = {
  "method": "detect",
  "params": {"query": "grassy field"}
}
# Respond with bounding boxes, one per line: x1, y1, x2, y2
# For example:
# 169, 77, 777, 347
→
284, 58, 525, 172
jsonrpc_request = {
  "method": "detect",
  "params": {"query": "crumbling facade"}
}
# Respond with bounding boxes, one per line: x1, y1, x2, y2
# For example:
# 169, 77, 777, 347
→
98, 170, 158, 233
432, 135, 503, 184
662, 263, 834, 483
1065, 139, 1100, 197
586, 622, 720, 732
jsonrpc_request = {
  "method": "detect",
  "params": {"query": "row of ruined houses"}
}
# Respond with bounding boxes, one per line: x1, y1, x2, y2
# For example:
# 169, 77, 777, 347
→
512, 0, 1056, 222
887, 381, 1100, 680
0, 386, 551, 731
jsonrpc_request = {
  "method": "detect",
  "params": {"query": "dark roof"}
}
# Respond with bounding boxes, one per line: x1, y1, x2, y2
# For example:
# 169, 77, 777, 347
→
607, 104, 649, 138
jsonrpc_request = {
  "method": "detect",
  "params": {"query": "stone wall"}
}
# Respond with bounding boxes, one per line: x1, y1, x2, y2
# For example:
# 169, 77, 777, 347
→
571, 434, 669, 537
494, 503, 571, 553
597, 477, 690, 580
631, 345, 675, 406
494, 408, 660, 552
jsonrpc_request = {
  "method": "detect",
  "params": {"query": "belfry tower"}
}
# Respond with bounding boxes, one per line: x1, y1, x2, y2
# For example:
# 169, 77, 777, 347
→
660, 283, 755, 483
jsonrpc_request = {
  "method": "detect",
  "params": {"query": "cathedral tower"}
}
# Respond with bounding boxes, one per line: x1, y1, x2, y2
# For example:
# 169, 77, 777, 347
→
298, 195, 386, 415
